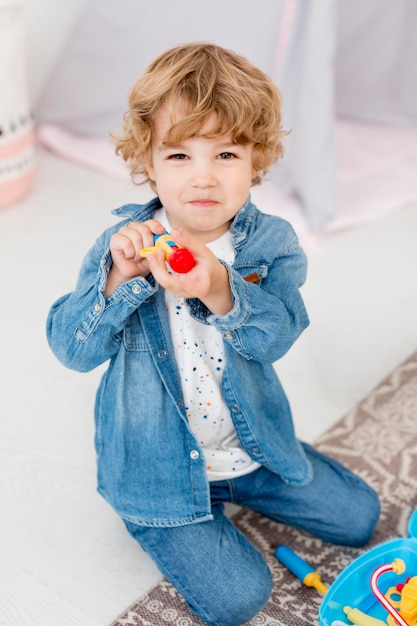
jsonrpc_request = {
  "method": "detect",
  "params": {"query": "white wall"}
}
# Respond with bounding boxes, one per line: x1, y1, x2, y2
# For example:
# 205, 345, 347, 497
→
23, 0, 84, 103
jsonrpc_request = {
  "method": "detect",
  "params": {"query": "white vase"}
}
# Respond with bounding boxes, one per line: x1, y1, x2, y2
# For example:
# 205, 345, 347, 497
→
0, 0, 35, 208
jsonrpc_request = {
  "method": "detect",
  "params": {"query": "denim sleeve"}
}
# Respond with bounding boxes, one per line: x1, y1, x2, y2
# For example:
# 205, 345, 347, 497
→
46, 232, 158, 372
186, 243, 309, 363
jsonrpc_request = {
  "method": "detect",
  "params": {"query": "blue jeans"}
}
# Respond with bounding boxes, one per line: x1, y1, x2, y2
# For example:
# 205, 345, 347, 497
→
124, 444, 380, 626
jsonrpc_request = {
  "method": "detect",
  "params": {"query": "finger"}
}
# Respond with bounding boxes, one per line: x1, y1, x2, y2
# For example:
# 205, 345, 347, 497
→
116, 221, 162, 260
110, 232, 138, 259
147, 249, 173, 284
135, 219, 167, 247
115, 228, 143, 262
145, 219, 167, 235
169, 227, 206, 261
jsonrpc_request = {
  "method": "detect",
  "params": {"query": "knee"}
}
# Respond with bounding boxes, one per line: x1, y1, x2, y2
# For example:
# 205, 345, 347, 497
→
343, 485, 381, 547
197, 563, 273, 626
330, 482, 381, 548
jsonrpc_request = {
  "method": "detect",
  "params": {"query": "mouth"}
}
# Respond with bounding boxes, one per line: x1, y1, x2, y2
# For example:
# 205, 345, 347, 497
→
188, 199, 219, 208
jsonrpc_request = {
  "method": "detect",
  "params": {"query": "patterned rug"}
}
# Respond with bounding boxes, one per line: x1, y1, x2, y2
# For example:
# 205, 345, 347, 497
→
111, 351, 417, 626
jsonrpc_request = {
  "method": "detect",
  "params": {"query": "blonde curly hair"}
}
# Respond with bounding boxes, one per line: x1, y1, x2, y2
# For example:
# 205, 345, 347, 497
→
113, 43, 286, 189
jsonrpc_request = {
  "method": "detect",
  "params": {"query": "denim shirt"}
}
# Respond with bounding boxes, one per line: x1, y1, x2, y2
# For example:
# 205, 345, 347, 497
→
47, 196, 312, 527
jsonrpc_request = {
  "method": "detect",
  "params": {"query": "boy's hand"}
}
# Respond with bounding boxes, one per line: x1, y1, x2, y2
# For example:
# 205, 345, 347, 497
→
147, 228, 233, 315
105, 219, 166, 296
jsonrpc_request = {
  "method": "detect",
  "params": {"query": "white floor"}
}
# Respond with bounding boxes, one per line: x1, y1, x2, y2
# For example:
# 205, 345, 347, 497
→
1, 148, 417, 626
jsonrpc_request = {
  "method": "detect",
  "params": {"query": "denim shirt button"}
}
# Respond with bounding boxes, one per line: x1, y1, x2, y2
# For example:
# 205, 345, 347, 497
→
157, 350, 167, 359
231, 404, 240, 413
93, 302, 102, 314
190, 450, 199, 460
132, 284, 141, 294
223, 331, 234, 340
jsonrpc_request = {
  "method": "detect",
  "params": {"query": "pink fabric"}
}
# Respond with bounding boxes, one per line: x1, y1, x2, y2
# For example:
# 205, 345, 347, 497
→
275, 0, 299, 77
36, 125, 130, 180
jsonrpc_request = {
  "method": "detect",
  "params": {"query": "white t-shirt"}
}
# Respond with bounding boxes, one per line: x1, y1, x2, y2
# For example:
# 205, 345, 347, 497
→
155, 208, 260, 481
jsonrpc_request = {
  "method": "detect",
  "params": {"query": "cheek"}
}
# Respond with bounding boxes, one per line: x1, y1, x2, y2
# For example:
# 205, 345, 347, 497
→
234, 164, 257, 189
153, 171, 184, 203
157, 170, 179, 191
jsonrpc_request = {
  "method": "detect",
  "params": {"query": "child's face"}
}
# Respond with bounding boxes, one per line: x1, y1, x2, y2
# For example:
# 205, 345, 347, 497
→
144, 107, 258, 243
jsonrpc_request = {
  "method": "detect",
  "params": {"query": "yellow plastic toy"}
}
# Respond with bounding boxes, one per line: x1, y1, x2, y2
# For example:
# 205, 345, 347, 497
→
342, 605, 387, 626
386, 575, 417, 626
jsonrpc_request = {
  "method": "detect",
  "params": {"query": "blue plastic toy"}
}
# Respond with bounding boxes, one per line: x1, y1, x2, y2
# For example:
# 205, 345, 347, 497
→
275, 509, 417, 626
275, 545, 328, 595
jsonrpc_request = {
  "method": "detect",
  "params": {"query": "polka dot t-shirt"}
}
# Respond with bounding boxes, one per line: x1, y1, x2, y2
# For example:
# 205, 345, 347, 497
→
155, 208, 260, 481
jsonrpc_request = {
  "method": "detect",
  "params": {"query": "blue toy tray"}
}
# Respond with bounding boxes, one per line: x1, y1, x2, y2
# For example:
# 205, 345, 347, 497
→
319, 510, 417, 625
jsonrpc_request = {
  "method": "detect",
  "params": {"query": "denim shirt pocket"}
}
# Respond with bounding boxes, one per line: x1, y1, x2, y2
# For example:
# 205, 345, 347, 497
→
123, 311, 149, 351
234, 262, 269, 285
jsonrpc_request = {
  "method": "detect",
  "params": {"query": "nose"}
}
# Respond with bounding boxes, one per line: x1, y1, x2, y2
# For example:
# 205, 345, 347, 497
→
189, 160, 216, 188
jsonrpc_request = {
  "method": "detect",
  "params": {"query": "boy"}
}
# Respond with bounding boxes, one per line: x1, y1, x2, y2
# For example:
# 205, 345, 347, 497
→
47, 43, 380, 626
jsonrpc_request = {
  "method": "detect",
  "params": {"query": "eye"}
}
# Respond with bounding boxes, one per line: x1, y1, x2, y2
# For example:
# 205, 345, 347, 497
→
168, 153, 188, 160
218, 152, 236, 160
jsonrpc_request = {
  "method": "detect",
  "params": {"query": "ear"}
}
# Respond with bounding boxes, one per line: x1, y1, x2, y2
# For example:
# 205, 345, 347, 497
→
143, 159, 155, 182
251, 168, 261, 185
140, 150, 155, 181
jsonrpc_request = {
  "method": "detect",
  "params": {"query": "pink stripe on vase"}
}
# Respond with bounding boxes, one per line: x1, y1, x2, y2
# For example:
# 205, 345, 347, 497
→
0, 126, 35, 160
0, 125, 36, 208
0, 168, 35, 208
